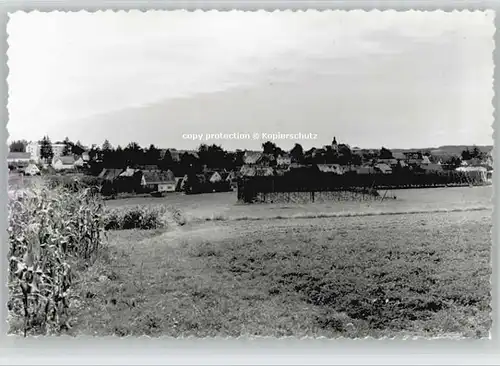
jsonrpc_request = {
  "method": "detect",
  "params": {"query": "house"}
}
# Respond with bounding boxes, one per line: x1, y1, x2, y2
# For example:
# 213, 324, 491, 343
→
23, 163, 40, 176
243, 151, 264, 165
392, 152, 406, 161
378, 158, 398, 166
243, 151, 262, 165
276, 154, 292, 167
26, 141, 66, 163
374, 163, 392, 174
240, 165, 255, 176
119, 167, 139, 177
317, 164, 344, 175
142, 169, 176, 192
98, 168, 124, 182
74, 156, 86, 168
357, 166, 377, 175
7, 152, 31, 164
420, 163, 443, 173
254, 167, 275, 176
421, 155, 432, 164
403, 152, 424, 164
119, 167, 147, 185
208, 171, 229, 184
209, 171, 223, 183
141, 165, 159, 171
312, 148, 326, 158
53, 156, 76, 171
240, 166, 274, 177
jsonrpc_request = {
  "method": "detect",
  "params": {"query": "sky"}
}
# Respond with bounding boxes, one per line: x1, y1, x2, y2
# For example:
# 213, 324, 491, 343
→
6, 10, 495, 151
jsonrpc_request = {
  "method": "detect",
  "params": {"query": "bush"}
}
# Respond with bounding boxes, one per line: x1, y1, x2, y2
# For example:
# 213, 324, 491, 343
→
45, 175, 103, 193
8, 184, 105, 336
103, 206, 167, 231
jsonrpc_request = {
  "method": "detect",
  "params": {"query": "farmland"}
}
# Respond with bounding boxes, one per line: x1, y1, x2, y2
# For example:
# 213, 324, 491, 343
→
7, 173, 492, 337
68, 186, 492, 338
104, 186, 492, 223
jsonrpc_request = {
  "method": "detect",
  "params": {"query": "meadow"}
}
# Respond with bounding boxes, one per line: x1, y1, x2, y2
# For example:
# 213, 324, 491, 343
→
74, 209, 491, 338
7, 176, 492, 338
104, 186, 492, 223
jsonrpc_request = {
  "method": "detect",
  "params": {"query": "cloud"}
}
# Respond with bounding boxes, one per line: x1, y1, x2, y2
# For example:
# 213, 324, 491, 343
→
6, 10, 495, 149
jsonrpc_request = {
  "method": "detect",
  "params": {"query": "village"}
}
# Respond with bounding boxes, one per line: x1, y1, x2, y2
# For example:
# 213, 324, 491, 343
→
7, 136, 494, 198
5, 9, 495, 343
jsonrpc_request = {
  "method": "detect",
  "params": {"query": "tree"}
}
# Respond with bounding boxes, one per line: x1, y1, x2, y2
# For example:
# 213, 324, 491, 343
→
461, 148, 473, 161
337, 144, 353, 165
262, 141, 283, 157
102, 139, 112, 152
198, 144, 227, 169
88, 145, 101, 162
145, 144, 161, 167
290, 143, 304, 163
40, 136, 54, 164
124, 142, 143, 167
9, 140, 27, 152
471, 146, 483, 160
62, 136, 73, 155
159, 149, 175, 172
233, 150, 245, 168
71, 140, 85, 156
443, 155, 462, 170
180, 152, 201, 175
113, 146, 126, 168
324, 146, 338, 164
379, 147, 393, 160
351, 153, 362, 166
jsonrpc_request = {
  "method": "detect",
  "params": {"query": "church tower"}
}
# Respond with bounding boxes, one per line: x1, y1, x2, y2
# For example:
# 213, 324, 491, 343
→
332, 137, 338, 151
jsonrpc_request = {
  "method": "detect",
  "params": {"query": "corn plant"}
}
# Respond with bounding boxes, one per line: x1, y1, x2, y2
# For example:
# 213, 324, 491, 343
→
8, 184, 105, 336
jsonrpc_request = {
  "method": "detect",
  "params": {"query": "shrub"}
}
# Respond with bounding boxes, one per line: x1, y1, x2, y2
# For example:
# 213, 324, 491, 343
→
45, 175, 102, 193
8, 184, 105, 336
103, 206, 167, 231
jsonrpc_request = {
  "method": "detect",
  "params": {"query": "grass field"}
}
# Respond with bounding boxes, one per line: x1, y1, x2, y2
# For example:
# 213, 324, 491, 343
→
104, 186, 492, 223
71, 187, 492, 338
8, 175, 492, 337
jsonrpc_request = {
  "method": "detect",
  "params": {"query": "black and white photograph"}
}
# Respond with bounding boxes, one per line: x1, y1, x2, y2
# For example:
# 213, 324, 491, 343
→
6, 10, 494, 338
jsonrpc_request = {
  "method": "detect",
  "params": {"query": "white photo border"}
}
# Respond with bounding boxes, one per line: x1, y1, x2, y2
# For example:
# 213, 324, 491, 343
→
0, 1, 498, 365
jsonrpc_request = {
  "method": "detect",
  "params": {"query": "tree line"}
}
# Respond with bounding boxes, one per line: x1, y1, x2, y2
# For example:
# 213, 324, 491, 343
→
9, 136, 491, 175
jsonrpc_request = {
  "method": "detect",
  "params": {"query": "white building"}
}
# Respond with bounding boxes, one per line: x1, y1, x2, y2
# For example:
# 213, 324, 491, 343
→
7, 152, 32, 164
53, 156, 76, 171
24, 163, 40, 176
27, 141, 66, 163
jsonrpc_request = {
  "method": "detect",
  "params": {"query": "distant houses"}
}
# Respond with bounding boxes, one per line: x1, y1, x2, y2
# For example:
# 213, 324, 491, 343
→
317, 164, 344, 175
276, 154, 292, 167
9, 135, 494, 195
26, 141, 66, 163
24, 163, 40, 176
7, 152, 31, 163
143, 169, 176, 192
98, 168, 124, 182
243, 151, 264, 165
208, 171, 230, 184
53, 156, 77, 171
374, 163, 392, 174
97, 167, 179, 196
